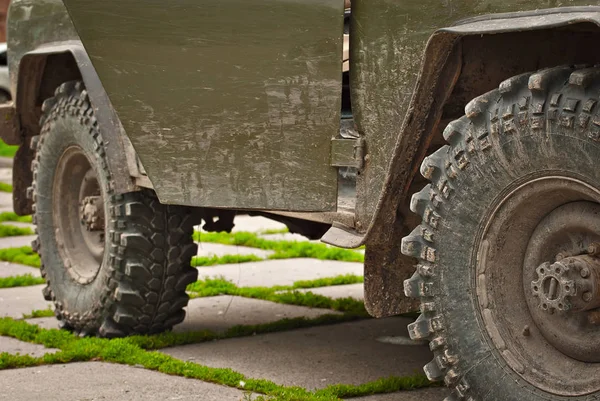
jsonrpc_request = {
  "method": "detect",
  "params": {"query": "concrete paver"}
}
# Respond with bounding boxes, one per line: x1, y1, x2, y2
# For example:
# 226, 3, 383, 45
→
0, 285, 51, 318
0, 168, 11, 185
260, 232, 309, 242
24, 316, 58, 330
26, 296, 341, 333
0, 192, 13, 212
0, 261, 40, 277
175, 295, 341, 333
197, 258, 363, 288
196, 242, 273, 259
232, 215, 287, 233
0, 158, 13, 168
294, 283, 364, 300
0, 362, 248, 401
0, 336, 58, 357
163, 317, 432, 390
0, 234, 36, 249
350, 388, 449, 400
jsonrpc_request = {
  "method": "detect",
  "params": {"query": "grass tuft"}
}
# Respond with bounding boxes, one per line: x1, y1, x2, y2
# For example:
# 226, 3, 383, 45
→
0, 224, 34, 237
22, 307, 54, 319
259, 228, 290, 235
194, 231, 364, 263
187, 276, 367, 315
0, 182, 12, 193
0, 246, 40, 267
0, 139, 18, 158
0, 212, 32, 224
192, 254, 263, 267
0, 274, 44, 288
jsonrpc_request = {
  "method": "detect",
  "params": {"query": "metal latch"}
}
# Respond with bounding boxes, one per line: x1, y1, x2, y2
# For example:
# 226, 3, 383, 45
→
330, 138, 364, 169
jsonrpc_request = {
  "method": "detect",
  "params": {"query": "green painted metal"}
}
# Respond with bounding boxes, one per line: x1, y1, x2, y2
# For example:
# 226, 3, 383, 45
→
8, 0, 79, 93
61, 0, 343, 211
351, 0, 600, 227
9, 0, 600, 219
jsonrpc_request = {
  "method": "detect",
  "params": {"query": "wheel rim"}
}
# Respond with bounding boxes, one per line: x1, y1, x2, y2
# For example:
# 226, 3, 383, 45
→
476, 174, 600, 396
53, 145, 105, 284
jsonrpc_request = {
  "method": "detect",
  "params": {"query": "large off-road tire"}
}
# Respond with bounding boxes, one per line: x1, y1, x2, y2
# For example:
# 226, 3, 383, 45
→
402, 66, 600, 400
31, 81, 199, 337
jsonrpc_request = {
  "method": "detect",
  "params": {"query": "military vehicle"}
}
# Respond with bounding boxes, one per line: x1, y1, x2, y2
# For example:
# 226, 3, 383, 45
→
3, 0, 600, 399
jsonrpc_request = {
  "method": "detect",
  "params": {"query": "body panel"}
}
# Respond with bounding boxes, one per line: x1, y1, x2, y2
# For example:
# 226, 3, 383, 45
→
8, 0, 137, 195
354, 4, 600, 317
352, 0, 600, 230
62, 0, 343, 211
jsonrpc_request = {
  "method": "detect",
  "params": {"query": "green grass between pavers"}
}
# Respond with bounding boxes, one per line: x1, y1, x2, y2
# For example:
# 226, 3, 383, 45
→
0, 212, 32, 223
0, 274, 44, 288
0, 247, 40, 268
0, 139, 18, 158
0, 182, 12, 193
192, 254, 263, 267
194, 231, 364, 263
22, 307, 54, 319
0, 224, 34, 237
0, 317, 436, 400
259, 227, 290, 235
187, 276, 367, 315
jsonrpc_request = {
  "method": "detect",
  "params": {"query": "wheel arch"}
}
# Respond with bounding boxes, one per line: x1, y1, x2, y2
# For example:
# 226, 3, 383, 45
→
11, 42, 137, 215
362, 7, 600, 318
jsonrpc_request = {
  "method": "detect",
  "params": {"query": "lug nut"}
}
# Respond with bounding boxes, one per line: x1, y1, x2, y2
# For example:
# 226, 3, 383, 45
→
556, 252, 567, 261
589, 243, 600, 256
583, 292, 593, 302
581, 267, 591, 278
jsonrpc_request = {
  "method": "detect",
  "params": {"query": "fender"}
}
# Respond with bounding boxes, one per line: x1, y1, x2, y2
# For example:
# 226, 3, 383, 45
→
355, 6, 600, 318
9, 42, 137, 214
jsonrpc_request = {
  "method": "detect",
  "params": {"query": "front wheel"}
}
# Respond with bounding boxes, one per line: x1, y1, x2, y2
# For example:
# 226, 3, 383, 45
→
402, 66, 600, 400
31, 81, 199, 337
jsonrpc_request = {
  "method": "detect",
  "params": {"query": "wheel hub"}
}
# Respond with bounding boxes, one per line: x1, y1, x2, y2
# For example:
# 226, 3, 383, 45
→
531, 253, 600, 314
53, 146, 104, 284
80, 196, 104, 231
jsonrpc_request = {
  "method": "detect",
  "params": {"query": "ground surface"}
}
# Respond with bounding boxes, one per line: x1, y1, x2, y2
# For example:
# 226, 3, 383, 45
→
0, 162, 449, 400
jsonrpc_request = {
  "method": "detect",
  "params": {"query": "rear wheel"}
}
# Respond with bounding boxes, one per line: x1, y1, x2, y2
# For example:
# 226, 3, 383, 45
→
31, 81, 199, 337
402, 66, 600, 400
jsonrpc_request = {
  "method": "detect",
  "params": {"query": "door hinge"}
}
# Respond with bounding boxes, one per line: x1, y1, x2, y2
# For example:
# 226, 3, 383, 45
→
330, 137, 364, 169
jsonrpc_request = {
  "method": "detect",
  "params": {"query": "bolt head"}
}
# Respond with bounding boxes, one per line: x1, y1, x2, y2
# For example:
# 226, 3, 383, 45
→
581, 267, 591, 278
583, 292, 593, 302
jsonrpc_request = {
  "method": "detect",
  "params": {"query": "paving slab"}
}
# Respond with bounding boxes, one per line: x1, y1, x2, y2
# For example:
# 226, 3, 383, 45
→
0, 234, 36, 249
294, 283, 364, 300
197, 258, 363, 287
0, 261, 40, 278
196, 242, 273, 259
0, 157, 13, 168
0, 191, 12, 212
27, 296, 340, 332
175, 295, 340, 333
0, 362, 248, 401
0, 336, 58, 357
25, 316, 58, 330
0, 285, 51, 318
163, 317, 432, 390
260, 232, 309, 242
349, 388, 449, 401
0, 168, 11, 185
232, 215, 287, 233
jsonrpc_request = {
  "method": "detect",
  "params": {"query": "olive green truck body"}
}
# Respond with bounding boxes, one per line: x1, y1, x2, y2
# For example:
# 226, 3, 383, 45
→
4, 0, 600, 317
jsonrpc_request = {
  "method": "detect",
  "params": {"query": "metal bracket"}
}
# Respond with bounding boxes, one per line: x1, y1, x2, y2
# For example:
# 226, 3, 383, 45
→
330, 137, 364, 169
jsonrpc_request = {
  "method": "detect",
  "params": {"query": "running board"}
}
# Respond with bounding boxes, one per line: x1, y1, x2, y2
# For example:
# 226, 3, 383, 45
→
321, 222, 365, 249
